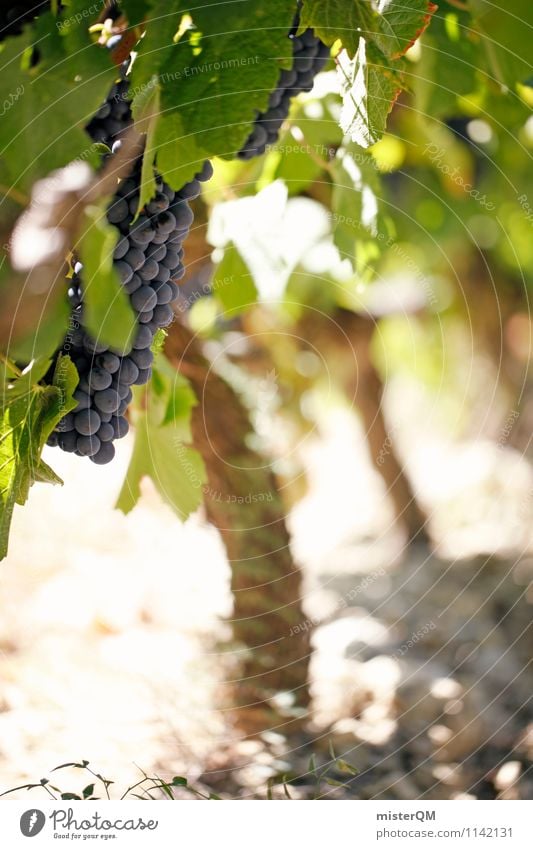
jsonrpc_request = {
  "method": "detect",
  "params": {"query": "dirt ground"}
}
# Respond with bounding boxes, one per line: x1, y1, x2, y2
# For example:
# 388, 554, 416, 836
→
0, 383, 532, 800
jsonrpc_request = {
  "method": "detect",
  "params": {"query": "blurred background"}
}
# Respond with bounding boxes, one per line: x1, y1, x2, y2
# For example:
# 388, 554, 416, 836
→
1, 10, 533, 800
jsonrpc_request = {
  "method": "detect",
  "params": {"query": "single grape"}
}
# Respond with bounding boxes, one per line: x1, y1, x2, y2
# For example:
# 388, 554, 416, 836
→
90, 442, 116, 465
98, 422, 115, 442
116, 358, 139, 385
77, 434, 101, 457
133, 325, 154, 349
74, 409, 101, 436
130, 348, 153, 370
137, 258, 159, 281
97, 352, 120, 374
93, 388, 121, 414
133, 368, 152, 385
131, 286, 158, 312
59, 431, 78, 452
112, 416, 129, 439
88, 367, 113, 391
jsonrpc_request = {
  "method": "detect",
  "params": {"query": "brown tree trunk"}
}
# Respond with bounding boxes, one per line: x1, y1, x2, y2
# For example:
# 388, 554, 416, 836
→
297, 307, 428, 542
165, 321, 310, 737
339, 311, 428, 543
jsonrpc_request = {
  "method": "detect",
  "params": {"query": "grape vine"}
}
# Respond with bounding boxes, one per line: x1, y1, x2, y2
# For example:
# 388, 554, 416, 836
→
47, 72, 212, 464
238, 15, 330, 160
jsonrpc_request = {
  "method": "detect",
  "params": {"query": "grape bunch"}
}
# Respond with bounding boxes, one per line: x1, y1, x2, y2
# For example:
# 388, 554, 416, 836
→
47, 77, 213, 464
238, 19, 329, 160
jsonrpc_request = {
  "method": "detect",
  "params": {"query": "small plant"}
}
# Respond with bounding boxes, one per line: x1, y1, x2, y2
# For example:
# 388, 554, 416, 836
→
266, 743, 359, 799
0, 760, 220, 801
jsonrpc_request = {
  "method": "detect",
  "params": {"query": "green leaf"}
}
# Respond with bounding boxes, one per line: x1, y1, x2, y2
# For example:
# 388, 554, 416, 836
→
212, 243, 258, 316
371, 0, 437, 60
336, 758, 359, 775
330, 144, 382, 264
82, 784, 95, 799
0, 355, 78, 560
162, 374, 198, 428
7, 296, 71, 365
131, 79, 160, 216
1, 357, 53, 409
78, 204, 137, 355
131, 0, 296, 187
470, 0, 533, 87
299, 0, 376, 58
171, 776, 188, 786
299, 0, 436, 59
116, 358, 206, 519
0, 10, 117, 194
337, 40, 402, 148
411, 11, 481, 119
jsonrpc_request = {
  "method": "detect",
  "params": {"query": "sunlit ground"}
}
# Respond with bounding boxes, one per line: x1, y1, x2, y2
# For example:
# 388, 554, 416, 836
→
0, 372, 532, 799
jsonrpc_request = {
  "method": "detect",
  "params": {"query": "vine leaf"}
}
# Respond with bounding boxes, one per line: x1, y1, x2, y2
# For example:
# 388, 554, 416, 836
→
0, 10, 116, 195
301, 0, 436, 148
131, 80, 160, 214
330, 144, 382, 263
212, 243, 258, 317
116, 354, 206, 518
131, 0, 296, 188
371, 0, 438, 60
298, 0, 376, 58
0, 355, 78, 560
337, 41, 402, 148
470, 0, 533, 87
77, 204, 137, 355
299, 0, 437, 59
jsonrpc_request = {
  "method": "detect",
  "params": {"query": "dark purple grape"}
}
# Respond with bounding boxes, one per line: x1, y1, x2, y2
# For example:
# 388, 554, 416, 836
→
170, 264, 185, 281
177, 179, 201, 200
153, 265, 170, 284
146, 243, 167, 262
130, 348, 153, 370
124, 273, 143, 294
98, 422, 115, 442
77, 435, 101, 457
97, 352, 120, 374
93, 389, 121, 414
107, 197, 129, 224
137, 258, 159, 281
124, 247, 146, 271
131, 287, 158, 312
197, 161, 214, 182
114, 261, 134, 285
152, 281, 172, 304
112, 416, 129, 439
133, 368, 152, 385
152, 304, 174, 326
116, 358, 139, 385
59, 431, 78, 452
88, 367, 113, 391
171, 204, 194, 229
146, 193, 170, 214
156, 211, 176, 235
90, 442, 116, 465
56, 413, 75, 433
133, 325, 153, 349
73, 390, 91, 410
74, 409, 101, 436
